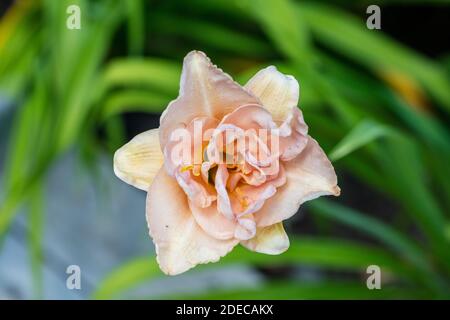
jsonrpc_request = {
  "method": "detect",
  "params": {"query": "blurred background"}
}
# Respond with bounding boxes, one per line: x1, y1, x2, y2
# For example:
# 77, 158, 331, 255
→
0, 0, 449, 299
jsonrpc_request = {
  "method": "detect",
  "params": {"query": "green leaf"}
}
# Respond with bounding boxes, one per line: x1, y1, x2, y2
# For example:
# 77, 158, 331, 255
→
100, 90, 171, 120
150, 13, 272, 57
93, 257, 161, 300
299, 2, 450, 109
99, 58, 180, 96
249, 0, 312, 61
318, 54, 450, 155
56, 1, 123, 152
0, 69, 50, 239
330, 119, 392, 161
93, 237, 418, 299
376, 135, 450, 268
308, 199, 449, 294
166, 281, 427, 300
28, 183, 45, 299
126, 0, 144, 55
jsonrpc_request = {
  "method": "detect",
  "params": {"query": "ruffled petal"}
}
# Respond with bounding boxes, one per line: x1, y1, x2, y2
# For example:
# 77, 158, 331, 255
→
164, 116, 219, 176
255, 136, 340, 227
146, 168, 238, 275
234, 215, 257, 240
277, 107, 308, 161
219, 104, 276, 131
159, 51, 259, 149
175, 170, 216, 208
241, 222, 289, 255
189, 202, 237, 240
113, 129, 164, 191
215, 164, 234, 220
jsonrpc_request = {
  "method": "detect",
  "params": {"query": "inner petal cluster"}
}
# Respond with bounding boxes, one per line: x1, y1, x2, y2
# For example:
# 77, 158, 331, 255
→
163, 104, 308, 241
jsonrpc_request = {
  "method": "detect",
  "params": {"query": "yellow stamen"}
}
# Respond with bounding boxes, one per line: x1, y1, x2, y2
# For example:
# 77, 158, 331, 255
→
240, 197, 249, 209
192, 166, 201, 176
180, 165, 194, 173
234, 187, 249, 209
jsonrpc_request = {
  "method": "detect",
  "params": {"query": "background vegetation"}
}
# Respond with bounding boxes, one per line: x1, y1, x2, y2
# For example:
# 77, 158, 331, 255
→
0, 0, 449, 299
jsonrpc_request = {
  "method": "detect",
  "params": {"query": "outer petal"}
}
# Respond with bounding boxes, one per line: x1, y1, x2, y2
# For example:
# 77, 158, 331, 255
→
245, 66, 299, 122
255, 136, 340, 227
113, 129, 164, 191
146, 168, 238, 275
160, 51, 259, 149
241, 223, 289, 255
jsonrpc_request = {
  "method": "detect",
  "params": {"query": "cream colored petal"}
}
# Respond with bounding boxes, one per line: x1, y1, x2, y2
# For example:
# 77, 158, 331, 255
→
244, 66, 299, 122
255, 136, 340, 227
146, 168, 238, 276
114, 129, 164, 191
159, 51, 259, 149
241, 222, 289, 255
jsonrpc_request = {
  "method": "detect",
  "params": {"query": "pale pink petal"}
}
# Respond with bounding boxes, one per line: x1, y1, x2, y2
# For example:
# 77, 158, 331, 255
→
237, 184, 277, 217
239, 170, 266, 186
163, 117, 219, 176
241, 222, 289, 255
204, 123, 245, 167
245, 65, 299, 122
277, 107, 308, 161
255, 136, 340, 227
263, 163, 287, 188
113, 129, 164, 191
189, 202, 237, 240
233, 165, 286, 218
146, 168, 238, 275
219, 104, 276, 131
215, 164, 234, 220
227, 172, 243, 190
159, 51, 259, 149
186, 116, 220, 166
235, 216, 257, 240
175, 170, 216, 208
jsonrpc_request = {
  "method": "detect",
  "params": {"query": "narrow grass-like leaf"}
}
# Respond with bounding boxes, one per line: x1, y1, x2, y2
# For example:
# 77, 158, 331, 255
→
299, 2, 450, 109
28, 182, 45, 299
93, 237, 418, 299
166, 281, 427, 300
126, 0, 144, 55
150, 13, 272, 57
101, 90, 170, 120
99, 58, 180, 96
330, 119, 392, 161
309, 200, 433, 274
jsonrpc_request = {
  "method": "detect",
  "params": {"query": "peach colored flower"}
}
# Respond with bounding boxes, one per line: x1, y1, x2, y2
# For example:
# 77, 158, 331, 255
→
114, 51, 340, 275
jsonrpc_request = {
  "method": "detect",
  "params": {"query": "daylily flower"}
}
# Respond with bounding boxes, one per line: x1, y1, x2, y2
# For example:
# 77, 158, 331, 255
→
114, 51, 340, 275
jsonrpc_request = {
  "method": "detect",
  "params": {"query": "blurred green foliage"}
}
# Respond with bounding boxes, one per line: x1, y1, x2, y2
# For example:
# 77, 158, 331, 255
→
0, 0, 449, 299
